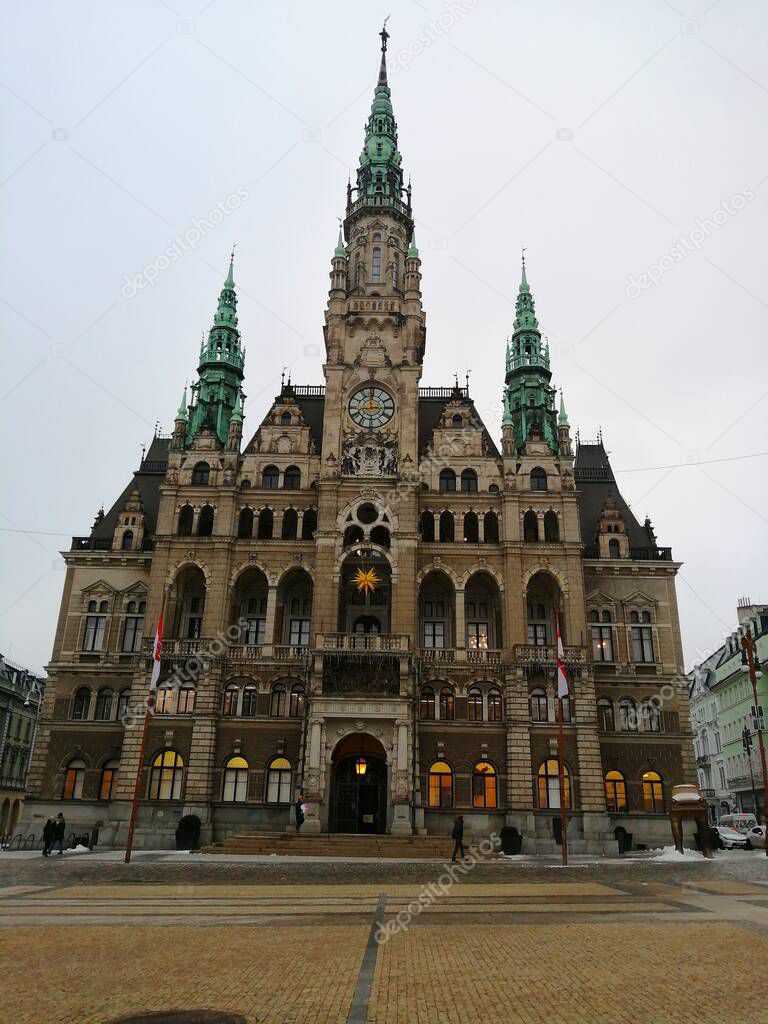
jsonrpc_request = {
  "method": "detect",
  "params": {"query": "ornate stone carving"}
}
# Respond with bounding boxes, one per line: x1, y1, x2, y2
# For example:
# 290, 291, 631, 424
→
341, 433, 398, 477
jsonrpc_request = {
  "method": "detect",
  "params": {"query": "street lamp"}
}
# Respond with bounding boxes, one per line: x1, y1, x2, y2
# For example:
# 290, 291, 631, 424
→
741, 630, 768, 856
354, 757, 367, 776
742, 725, 760, 820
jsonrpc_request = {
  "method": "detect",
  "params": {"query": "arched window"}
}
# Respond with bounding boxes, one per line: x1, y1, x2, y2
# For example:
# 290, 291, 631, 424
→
177, 504, 194, 536
467, 687, 484, 721
484, 511, 499, 543
63, 758, 86, 800
523, 510, 539, 543
641, 700, 662, 733
284, 466, 301, 490
642, 770, 664, 812
238, 508, 254, 539
597, 698, 615, 732
117, 688, 131, 722
197, 505, 214, 536
222, 685, 239, 717
543, 511, 559, 542
282, 508, 299, 539
265, 756, 292, 803
370, 525, 390, 548
419, 687, 436, 720
301, 508, 317, 540
343, 524, 365, 547
461, 469, 478, 493
94, 688, 113, 721
72, 687, 91, 721
439, 511, 454, 543
428, 760, 453, 807
222, 755, 249, 802
489, 483, 500, 494
148, 750, 184, 800
371, 246, 382, 282
240, 479, 251, 490
289, 685, 305, 718
262, 465, 279, 489
472, 761, 497, 808
270, 684, 286, 717
488, 688, 502, 722
242, 685, 257, 717
530, 688, 548, 722
99, 759, 119, 801
280, 411, 292, 425
439, 686, 454, 721
439, 469, 456, 493
537, 758, 571, 809
177, 687, 195, 714
619, 698, 638, 732
121, 530, 134, 550
420, 510, 435, 542
608, 538, 620, 559
530, 467, 547, 491
604, 770, 627, 812
451, 414, 463, 427
191, 462, 210, 486
257, 508, 274, 540
463, 511, 479, 543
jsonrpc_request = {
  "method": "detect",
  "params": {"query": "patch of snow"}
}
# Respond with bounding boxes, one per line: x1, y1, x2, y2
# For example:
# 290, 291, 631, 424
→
68, 844, 92, 854
650, 845, 712, 862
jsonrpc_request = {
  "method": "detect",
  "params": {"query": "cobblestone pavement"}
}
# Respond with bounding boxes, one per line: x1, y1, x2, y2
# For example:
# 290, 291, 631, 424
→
2, 869, 768, 1023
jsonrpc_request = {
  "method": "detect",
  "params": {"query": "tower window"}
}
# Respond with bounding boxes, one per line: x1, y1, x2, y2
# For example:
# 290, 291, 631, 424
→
371, 247, 382, 282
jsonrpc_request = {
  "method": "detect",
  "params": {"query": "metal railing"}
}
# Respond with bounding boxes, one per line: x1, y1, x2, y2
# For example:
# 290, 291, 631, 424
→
318, 632, 410, 653
514, 644, 586, 666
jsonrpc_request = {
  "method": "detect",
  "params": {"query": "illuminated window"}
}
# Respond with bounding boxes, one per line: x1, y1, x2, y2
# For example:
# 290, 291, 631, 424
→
604, 770, 627, 812
428, 760, 453, 807
488, 688, 502, 722
537, 758, 571, 809
148, 750, 184, 800
63, 758, 86, 800
154, 687, 174, 715
266, 756, 292, 803
420, 687, 436, 720
642, 770, 664, 812
591, 621, 614, 661
467, 687, 483, 721
222, 755, 249, 802
270, 685, 286, 717
177, 688, 195, 714
439, 687, 454, 721
472, 761, 497, 808
99, 760, 119, 801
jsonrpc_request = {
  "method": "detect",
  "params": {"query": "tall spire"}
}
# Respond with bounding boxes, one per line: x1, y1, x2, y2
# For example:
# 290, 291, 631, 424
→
558, 390, 569, 426
378, 17, 389, 87
334, 220, 346, 257
177, 387, 187, 420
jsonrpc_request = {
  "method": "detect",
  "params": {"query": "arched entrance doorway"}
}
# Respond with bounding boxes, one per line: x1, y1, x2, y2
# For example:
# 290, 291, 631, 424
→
329, 733, 388, 834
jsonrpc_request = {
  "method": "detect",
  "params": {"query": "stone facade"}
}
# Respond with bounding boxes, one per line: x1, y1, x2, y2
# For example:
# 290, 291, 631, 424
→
23, 28, 694, 854
0, 654, 45, 839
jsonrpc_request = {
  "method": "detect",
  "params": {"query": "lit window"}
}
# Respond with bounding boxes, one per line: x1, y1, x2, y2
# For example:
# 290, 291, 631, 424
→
177, 688, 195, 714
63, 758, 86, 800
222, 755, 249, 802
642, 770, 664, 812
99, 760, 119, 801
428, 760, 453, 807
604, 770, 627, 812
148, 750, 184, 800
537, 758, 571, 809
266, 757, 292, 803
591, 624, 614, 662
472, 761, 497, 808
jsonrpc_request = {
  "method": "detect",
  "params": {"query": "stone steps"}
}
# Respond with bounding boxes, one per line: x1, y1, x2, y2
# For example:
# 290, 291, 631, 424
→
202, 832, 457, 859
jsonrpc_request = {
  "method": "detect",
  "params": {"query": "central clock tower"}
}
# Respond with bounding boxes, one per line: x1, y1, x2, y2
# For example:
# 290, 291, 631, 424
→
320, 22, 425, 486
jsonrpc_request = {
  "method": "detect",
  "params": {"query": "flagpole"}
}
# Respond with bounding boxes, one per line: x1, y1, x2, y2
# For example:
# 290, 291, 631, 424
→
124, 591, 167, 864
555, 611, 568, 867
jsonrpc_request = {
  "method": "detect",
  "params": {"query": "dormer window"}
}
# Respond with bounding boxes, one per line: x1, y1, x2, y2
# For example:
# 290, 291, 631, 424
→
281, 412, 291, 425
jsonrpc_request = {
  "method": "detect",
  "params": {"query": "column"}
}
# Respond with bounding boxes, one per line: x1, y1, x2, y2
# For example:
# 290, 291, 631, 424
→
301, 718, 323, 833
391, 719, 413, 835
263, 584, 278, 655
455, 588, 466, 652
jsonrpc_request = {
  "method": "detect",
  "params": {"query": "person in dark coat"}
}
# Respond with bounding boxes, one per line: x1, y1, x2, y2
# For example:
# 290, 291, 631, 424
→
42, 818, 54, 857
294, 798, 305, 833
51, 812, 66, 855
451, 814, 466, 863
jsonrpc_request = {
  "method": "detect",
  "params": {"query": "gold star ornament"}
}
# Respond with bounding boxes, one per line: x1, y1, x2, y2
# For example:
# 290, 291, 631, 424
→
353, 567, 380, 596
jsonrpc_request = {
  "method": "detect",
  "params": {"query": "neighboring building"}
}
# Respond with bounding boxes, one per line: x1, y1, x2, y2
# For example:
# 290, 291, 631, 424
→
23, 27, 694, 853
688, 648, 730, 823
0, 654, 45, 838
716, 599, 768, 818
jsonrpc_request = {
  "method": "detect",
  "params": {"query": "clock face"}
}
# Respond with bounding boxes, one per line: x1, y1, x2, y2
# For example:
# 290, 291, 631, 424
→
348, 386, 395, 429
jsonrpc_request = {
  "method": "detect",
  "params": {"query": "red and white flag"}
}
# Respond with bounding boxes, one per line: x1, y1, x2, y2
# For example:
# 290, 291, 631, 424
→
556, 616, 570, 699
149, 612, 163, 691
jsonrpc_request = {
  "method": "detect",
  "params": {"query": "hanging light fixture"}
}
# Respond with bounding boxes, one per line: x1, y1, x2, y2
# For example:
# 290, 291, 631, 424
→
355, 757, 367, 776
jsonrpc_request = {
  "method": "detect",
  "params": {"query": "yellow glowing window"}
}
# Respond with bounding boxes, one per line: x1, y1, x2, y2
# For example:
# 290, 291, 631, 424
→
604, 770, 627, 812
428, 760, 453, 808
472, 761, 497, 808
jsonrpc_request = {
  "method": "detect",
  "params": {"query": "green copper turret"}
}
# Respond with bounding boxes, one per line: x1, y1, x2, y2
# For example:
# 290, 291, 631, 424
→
502, 256, 559, 455
185, 252, 245, 447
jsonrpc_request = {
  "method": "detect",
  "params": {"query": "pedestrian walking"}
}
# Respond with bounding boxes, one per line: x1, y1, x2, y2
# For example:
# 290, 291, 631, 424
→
294, 797, 305, 833
42, 818, 54, 857
451, 814, 466, 863
51, 812, 66, 855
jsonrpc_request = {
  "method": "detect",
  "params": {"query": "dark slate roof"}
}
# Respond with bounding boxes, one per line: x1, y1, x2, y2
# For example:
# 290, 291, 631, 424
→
418, 393, 501, 459
573, 441, 650, 548
91, 437, 169, 540
295, 395, 325, 454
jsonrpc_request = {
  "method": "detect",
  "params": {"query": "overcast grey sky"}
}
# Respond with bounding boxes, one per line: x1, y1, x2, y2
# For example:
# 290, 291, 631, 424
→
2, 0, 767, 673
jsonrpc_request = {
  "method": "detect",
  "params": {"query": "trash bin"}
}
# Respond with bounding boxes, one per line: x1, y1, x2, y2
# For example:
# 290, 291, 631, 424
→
175, 814, 202, 850
499, 826, 522, 855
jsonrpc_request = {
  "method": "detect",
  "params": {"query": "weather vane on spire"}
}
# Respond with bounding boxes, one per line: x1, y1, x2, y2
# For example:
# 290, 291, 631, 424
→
521, 246, 527, 267
380, 16, 390, 52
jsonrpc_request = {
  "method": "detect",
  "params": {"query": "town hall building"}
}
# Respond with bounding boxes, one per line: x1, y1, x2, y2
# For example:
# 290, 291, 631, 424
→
24, 27, 694, 854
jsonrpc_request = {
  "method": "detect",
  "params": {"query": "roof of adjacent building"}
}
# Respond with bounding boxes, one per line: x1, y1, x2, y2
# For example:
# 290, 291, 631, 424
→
91, 436, 170, 540
573, 440, 653, 549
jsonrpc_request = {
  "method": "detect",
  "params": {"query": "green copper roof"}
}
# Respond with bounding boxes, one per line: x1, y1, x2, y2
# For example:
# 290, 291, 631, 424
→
355, 23, 404, 202
177, 387, 188, 421
231, 389, 243, 422
558, 390, 569, 426
407, 229, 419, 258
334, 222, 346, 257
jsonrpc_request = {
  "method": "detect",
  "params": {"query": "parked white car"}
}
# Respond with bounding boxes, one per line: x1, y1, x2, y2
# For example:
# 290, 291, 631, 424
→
713, 825, 749, 850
